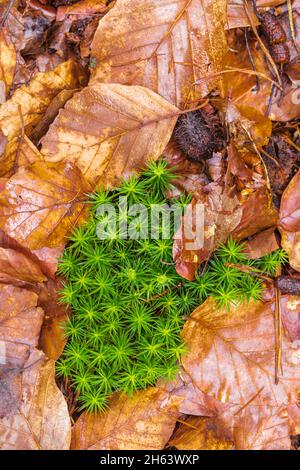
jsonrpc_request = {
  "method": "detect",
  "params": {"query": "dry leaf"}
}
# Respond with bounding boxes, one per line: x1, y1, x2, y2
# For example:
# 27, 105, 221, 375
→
170, 415, 233, 450
0, 349, 71, 449
38, 278, 69, 361
173, 185, 243, 280
41, 83, 179, 187
279, 170, 300, 272
181, 297, 300, 407
0, 284, 44, 417
0, 60, 87, 175
233, 405, 291, 450
0, 28, 16, 101
0, 161, 90, 250
71, 388, 180, 450
0, 229, 49, 286
90, 0, 228, 108
243, 227, 279, 259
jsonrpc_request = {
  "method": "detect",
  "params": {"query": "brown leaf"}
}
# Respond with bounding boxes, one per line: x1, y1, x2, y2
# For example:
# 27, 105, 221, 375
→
280, 231, 300, 272
56, 0, 107, 21
160, 372, 229, 417
0, 229, 49, 286
279, 170, 300, 272
243, 227, 279, 259
173, 143, 277, 279
0, 28, 16, 101
281, 295, 300, 343
30, 89, 78, 145
227, 0, 259, 29
279, 170, 300, 233
0, 284, 44, 417
0, 161, 90, 250
38, 278, 69, 361
170, 415, 233, 450
71, 388, 181, 450
173, 185, 243, 280
0, 60, 87, 175
0, 349, 71, 449
181, 297, 300, 407
233, 405, 291, 450
90, 0, 228, 109
41, 83, 179, 187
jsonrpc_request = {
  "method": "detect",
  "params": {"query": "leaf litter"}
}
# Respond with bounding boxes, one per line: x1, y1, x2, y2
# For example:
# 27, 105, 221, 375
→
0, 0, 299, 451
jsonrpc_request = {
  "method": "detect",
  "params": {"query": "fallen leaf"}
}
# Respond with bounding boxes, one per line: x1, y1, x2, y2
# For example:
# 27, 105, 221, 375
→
0, 284, 44, 417
56, 0, 107, 21
41, 83, 179, 187
160, 372, 229, 417
233, 405, 291, 450
0, 349, 71, 449
0, 60, 87, 175
173, 184, 243, 280
38, 278, 69, 361
0, 161, 90, 250
281, 295, 300, 343
227, 0, 259, 29
0, 229, 49, 286
0, 27, 16, 101
243, 227, 279, 259
181, 297, 300, 407
170, 415, 233, 450
279, 170, 300, 272
71, 388, 180, 450
90, 0, 228, 108
279, 170, 300, 233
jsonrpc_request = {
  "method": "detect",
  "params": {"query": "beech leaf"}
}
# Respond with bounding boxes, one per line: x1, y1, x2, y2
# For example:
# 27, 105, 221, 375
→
0, 349, 71, 449
71, 388, 181, 450
0, 161, 90, 250
41, 83, 179, 187
90, 0, 228, 108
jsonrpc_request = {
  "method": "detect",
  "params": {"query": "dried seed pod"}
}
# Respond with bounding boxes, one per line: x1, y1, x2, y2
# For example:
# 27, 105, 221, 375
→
260, 12, 287, 45
173, 110, 222, 162
275, 275, 300, 296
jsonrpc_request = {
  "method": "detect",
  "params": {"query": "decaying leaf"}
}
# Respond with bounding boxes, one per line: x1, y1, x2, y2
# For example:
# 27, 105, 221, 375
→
0, 161, 90, 250
0, 28, 16, 101
0, 60, 87, 175
279, 170, 300, 272
0, 284, 44, 418
243, 227, 279, 259
181, 297, 300, 407
233, 405, 291, 450
170, 415, 233, 450
71, 388, 181, 450
0, 349, 71, 449
41, 83, 179, 187
0, 229, 49, 286
38, 278, 70, 361
173, 184, 243, 280
90, 0, 228, 108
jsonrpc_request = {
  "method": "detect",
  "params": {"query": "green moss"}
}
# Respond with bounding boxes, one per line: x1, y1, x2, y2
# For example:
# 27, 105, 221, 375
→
57, 160, 287, 413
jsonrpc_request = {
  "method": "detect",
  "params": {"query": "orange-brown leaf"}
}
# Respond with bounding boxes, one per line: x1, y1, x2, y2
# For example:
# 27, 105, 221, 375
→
90, 0, 228, 109
0, 349, 71, 449
71, 388, 181, 450
0, 161, 90, 250
181, 298, 300, 407
170, 415, 233, 450
41, 83, 179, 187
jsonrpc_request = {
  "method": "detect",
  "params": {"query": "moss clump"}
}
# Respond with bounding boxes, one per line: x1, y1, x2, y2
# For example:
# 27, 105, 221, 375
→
56, 160, 287, 413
